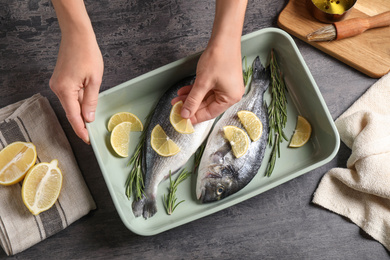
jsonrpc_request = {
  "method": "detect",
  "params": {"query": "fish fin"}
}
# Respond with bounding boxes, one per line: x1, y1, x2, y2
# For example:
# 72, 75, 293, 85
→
132, 196, 146, 217
226, 164, 239, 179
142, 197, 157, 219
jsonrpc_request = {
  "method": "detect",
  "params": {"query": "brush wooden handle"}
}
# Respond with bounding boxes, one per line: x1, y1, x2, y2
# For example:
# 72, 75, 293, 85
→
335, 11, 390, 40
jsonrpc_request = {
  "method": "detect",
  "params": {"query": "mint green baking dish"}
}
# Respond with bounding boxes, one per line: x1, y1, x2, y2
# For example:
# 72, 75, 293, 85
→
87, 28, 340, 236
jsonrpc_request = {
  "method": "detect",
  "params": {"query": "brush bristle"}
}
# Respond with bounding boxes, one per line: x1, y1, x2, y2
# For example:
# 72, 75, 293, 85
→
306, 25, 337, 42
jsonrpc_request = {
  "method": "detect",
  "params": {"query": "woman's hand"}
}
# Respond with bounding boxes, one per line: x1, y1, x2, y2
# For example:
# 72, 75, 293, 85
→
171, 42, 245, 124
172, 0, 248, 124
50, 0, 103, 143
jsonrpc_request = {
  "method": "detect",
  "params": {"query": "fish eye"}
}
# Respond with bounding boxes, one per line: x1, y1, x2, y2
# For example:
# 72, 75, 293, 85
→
216, 186, 224, 195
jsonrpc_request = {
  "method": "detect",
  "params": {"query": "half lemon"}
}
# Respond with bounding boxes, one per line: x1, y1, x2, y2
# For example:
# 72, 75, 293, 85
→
107, 112, 143, 132
289, 115, 312, 147
151, 124, 180, 157
110, 122, 132, 157
0, 142, 37, 186
223, 125, 250, 158
22, 159, 63, 215
170, 101, 194, 134
237, 110, 263, 141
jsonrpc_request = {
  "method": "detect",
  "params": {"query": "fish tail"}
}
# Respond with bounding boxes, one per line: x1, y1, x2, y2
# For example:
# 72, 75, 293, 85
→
142, 197, 157, 219
252, 56, 269, 90
132, 195, 146, 217
132, 195, 157, 219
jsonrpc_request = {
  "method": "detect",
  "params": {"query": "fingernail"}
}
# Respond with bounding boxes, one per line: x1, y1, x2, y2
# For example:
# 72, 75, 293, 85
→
181, 108, 191, 119
87, 112, 95, 122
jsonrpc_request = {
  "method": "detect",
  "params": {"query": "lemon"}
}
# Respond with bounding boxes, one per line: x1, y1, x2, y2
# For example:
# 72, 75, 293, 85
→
223, 125, 250, 158
0, 142, 37, 186
289, 115, 312, 148
151, 124, 180, 157
237, 110, 263, 141
107, 112, 143, 132
21, 159, 63, 215
110, 122, 132, 157
169, 101, 194, 134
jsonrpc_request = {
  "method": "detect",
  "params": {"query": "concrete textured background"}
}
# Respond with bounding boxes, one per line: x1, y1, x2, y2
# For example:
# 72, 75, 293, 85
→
0, 0, 388, 259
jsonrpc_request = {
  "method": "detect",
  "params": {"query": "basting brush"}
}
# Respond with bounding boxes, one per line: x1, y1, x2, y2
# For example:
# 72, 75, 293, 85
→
307, 10, 390, 42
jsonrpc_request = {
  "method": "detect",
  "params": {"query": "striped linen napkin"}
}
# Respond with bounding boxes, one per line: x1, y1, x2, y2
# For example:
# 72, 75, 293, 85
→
0, 94, 96, 256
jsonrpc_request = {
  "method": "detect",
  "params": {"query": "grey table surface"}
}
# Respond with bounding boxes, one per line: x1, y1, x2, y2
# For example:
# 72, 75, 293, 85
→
1, 0, 389, 259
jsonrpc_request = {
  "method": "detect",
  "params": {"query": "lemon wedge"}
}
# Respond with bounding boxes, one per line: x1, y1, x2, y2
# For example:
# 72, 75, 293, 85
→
289, 115, 312, 148
107, 112, 143, 132
223, 125, 250, 158
110, 122, 132, 157
151, 124, 180, 157
170, 101, 194, 134
237, 110, 263, 141
21, 159, 63, 215
0, 142, 37, 186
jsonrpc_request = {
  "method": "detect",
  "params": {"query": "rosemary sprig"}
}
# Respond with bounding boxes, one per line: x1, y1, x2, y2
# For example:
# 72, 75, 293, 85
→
265, 49, 289, 177
163, 169, 191, 215
162, 143, 205, 216
243, 56, 253, 87
193, 142, 206, 173
125, 109, 154, 200
265, 133, 279, 176
125, 137, 145, 200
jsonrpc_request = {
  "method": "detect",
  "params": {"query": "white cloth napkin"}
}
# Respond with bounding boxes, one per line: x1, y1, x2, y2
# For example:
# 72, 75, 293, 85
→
313, 72, 390, 250
0, 94, 96, 256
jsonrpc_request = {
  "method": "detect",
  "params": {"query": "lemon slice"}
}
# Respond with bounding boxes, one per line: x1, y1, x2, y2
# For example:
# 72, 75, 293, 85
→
151, 124, 180, 157
110, 122, 132, 157
22, 159, 63, 215
0, 142, 37, 186
107, 112, 143, 132
223, 125, 250, 158
170, 101, 194, 134
237, 110, 263, 141
289, 115, 312, 147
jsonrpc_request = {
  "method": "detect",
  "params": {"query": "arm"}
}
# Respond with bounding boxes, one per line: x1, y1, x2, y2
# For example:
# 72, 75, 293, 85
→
50, 0, 104, 143
172, 0, 248, 124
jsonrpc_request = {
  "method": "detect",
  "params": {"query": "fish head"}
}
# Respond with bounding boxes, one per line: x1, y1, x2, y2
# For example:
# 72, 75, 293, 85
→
196, 163, 241, 203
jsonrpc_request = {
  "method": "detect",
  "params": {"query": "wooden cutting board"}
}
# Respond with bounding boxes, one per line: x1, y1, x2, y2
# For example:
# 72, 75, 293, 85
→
277, 0, 390, 78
